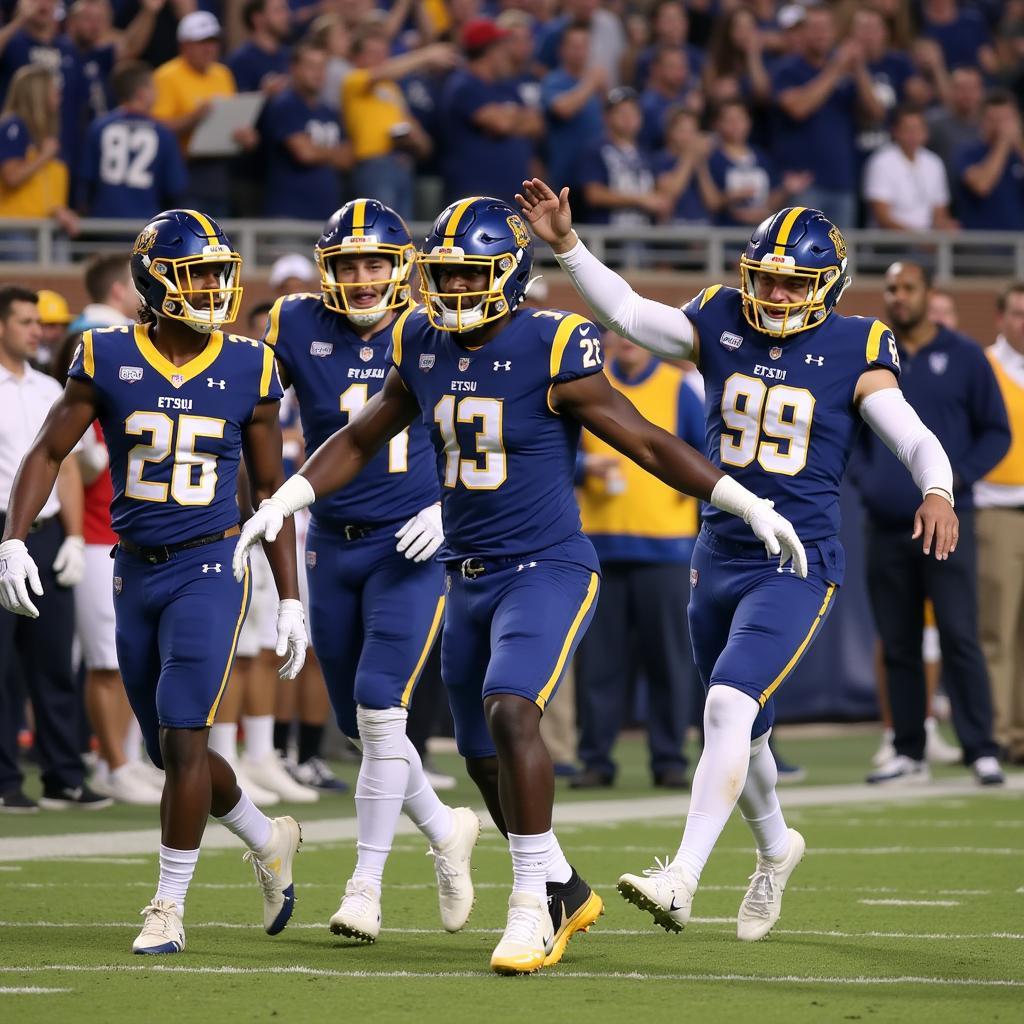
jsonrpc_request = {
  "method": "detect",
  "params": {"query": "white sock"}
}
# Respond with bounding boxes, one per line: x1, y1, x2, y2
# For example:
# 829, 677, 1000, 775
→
352, 706, 410, 891
124, 717, 144, 764
155, 845, 199, 915
403, 737, 454, 846
738, 730, 790, 860
508, 832, 551, 901
671, 686, 760, 882
208, 722, 238, 763
546, 832, 573, 885
217, 789, 273, 851
242, 714, 275, 764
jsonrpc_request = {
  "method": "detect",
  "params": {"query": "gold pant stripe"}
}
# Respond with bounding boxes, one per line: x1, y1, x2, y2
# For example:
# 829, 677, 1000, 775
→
535, 571, 600, 710
758, 582, 836, 708
400, 595, 446, 708
206, 563, 251, 726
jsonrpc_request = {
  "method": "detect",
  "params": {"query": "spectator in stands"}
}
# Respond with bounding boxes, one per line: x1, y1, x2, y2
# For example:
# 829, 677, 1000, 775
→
440, 17, 542, 205
307, 13, 352, 113
537, 0, 627, 87
342, 25, 453, 220
773, 3, 885, 228
702, 7, 772, 107
78, 60, 187, 220
0, 0, 74, 110
863, 105, 957, 230
0, 65, 78, 254
226, 0, 291, 95
542, 23, 607, 197
152, 11, 247, 218
633, 0, 703, 88
638, 46, 695, 152
957, 90, 1024, 232
69, 252, 137, 332
920, 0, 997, 76
975, 282, 1024, 765
926, 65, 984, 179
498, 8, 543, 112
268, 251, 317, 296
579, 87, 666, 233
653, 106, 717, 225
34, 287, 72, 371
858, 261, 1008, 787
0, 285, 100, 813
707, 98, 810, 228
928, 286, 959, 330
573, 330, 703, 790
262, 41, 350, 220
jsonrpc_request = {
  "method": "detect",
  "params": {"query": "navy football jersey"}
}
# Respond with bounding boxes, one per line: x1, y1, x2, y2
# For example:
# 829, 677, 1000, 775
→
684, 285, 901, 545
68, 323, 283, 546
390, 304, 604, 559
264, 293, 438, 524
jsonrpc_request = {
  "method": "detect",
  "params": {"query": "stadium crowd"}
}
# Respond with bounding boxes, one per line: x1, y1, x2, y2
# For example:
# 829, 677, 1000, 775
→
0, 0, 1021, 237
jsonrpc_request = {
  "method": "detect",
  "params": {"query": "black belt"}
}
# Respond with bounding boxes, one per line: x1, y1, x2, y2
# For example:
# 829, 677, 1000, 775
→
114, 524, 241, 565
0, 513, 54, 534
311, 516, 405, 541
446, 553, 541, 580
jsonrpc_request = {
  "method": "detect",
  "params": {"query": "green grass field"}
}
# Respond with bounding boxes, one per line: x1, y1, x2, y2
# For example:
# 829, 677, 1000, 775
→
1, 730, 1022, 1023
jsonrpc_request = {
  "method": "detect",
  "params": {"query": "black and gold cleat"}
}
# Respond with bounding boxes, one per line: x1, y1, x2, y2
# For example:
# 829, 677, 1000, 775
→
544, 867, 604, 966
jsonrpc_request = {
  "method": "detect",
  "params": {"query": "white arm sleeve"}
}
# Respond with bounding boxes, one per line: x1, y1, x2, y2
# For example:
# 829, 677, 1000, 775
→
553, 236, 695, 361
859, 387, 954, 504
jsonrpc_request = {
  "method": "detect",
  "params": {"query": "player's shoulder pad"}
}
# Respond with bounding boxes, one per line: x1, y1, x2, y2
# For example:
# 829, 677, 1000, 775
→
221, 330, 280, 400
846, 315, 901, 375
683, 283, 738, 316
76, 324, 134, 379
389, 302, 428, 368
528, 308, 602, 379
263, 292, 320, 348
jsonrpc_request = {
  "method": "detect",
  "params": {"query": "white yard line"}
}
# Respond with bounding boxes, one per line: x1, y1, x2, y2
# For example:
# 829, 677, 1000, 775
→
0, 964, 1020, 987
0, 987, 72, 994
1, 775, 1020, 862
859, 899, 961, 907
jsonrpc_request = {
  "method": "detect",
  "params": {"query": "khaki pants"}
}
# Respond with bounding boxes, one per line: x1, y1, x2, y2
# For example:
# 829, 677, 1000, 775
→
976, 506, 1024, 758
540, 664, 577, 766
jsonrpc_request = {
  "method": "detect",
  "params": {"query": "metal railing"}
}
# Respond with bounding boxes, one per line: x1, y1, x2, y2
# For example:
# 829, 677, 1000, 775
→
1, 218, 1022, 280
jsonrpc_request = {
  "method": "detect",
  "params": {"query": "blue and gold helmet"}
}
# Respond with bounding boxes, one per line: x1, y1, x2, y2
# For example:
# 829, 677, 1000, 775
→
739, 207, 851, 338
315, 198, 416, 326
130, 209, 243, 333
418, 196, 534, 332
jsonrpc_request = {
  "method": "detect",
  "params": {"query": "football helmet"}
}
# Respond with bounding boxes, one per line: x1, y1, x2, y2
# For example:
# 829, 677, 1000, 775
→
739, 207, 851, 338
315, 199, 416, 327
418, 196, 533, 332
130, 209, 243, 333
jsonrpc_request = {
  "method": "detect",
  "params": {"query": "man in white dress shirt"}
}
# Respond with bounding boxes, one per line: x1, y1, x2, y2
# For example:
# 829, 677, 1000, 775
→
0, 286, 108, 813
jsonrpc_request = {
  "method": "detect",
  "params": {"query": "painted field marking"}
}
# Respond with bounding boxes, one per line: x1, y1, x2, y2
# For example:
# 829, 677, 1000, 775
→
859, 899, 961, 907
0, 987, 72, 995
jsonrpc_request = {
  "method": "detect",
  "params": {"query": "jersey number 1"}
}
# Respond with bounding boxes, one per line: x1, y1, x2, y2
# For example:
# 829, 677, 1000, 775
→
340, 384, 409, 472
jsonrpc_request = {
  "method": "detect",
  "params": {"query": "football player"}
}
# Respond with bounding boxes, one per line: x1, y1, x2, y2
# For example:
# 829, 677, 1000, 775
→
261, 199, 479, 943
233, 196, 806, 973
0, 210, 308, 955
516, 179, 959, 941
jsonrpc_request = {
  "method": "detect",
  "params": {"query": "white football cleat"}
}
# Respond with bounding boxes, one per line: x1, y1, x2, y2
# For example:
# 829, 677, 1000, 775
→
490, 893, 553, 975
428, 806, 480, 932
242, 815, 302, 935
242, 752, 319, 804
871, 728, 896, 768
737, 828, 806, 941
925, 717, 961, 765
866, 755, 930, 785
92, 765, 161, 806
132, 898, 185, 955
972, 756, 1005, 786
329, 878, 382, 943
235, 762, 281, 807
617, 857, 697, 933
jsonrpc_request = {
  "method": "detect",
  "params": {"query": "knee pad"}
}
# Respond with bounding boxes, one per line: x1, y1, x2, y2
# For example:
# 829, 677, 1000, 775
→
356, 705, 409, 761
704, 684, 759, 733
749, 728, 771, 758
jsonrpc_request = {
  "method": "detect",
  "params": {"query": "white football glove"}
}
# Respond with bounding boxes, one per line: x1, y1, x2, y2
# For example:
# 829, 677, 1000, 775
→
395, 502, 443, 562
0, 539, 44, 618
275, 598, 308, 680
745, 498, 809, 579
232, 498, 287, 582
52, 534, 86, 588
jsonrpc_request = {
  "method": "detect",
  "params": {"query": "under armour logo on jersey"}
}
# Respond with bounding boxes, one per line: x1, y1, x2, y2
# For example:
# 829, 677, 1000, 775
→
516, 561, 538, 572
201, 563, 222, 574
805, 355, 825, 366
494, 360, 512, 371
207, 377, 226, 389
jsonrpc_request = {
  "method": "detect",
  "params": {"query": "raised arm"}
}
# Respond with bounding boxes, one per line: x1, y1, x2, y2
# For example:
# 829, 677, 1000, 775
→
232, 368, 420, 579
552, 371, 807, 577
517, 177, 699, 363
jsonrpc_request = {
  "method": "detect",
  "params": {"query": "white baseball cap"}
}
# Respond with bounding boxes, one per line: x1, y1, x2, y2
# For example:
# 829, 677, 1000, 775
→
269, 253, 318, 290
177, 11, 221, 43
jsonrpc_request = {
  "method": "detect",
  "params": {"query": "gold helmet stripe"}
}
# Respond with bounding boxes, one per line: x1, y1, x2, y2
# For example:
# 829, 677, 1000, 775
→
442, 196, 483, 247
182, 209, 219, 247
772, 206, 807, 255
351, 199, 367, 234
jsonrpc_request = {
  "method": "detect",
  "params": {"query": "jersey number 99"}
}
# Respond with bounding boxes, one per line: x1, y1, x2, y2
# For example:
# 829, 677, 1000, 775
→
124, 411, 225, 505
719, 373, 815, 476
